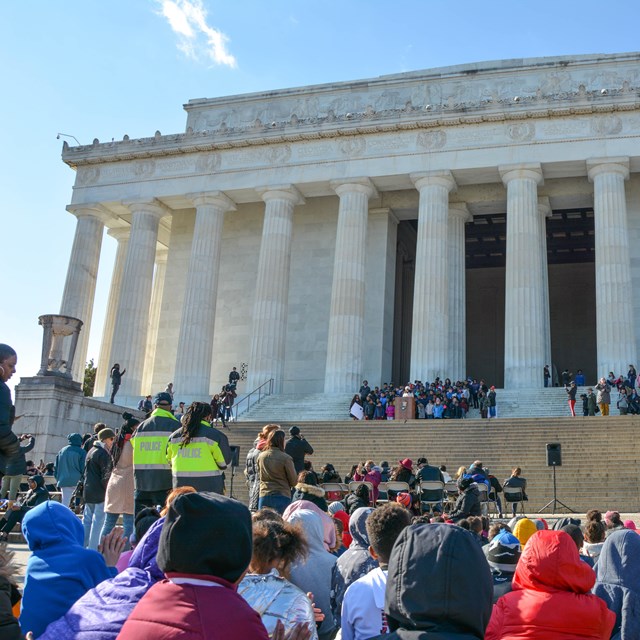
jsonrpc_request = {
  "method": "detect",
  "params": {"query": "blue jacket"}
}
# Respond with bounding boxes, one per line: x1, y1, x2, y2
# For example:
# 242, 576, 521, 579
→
54, 434, 86, 487
39, 517, 165, 640
19, 501, 115, 637
593, 529, 640, 640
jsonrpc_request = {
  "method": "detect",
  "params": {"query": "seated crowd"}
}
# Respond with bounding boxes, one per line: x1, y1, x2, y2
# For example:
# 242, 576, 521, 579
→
350, 377, 498, 420
1, 413, 638, 640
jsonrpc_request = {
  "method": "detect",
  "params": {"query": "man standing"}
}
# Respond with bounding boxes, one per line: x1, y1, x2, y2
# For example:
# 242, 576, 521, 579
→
284, 426, 314, 474
596, 377, 612, 416
109, 364, 126, 404
488, 386, 497, 419
131, 392, 178, 514
359, 380, 371, 400
54, 433, 86, 507
228, 366, 240, 388
543, 365, 551, 388
83, 427, 115, 549
586, 387, 597, 416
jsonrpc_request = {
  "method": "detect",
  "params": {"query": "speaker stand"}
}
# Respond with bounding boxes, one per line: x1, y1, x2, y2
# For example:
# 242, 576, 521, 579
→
538, 465, 575, 514
229, 465, 236, 500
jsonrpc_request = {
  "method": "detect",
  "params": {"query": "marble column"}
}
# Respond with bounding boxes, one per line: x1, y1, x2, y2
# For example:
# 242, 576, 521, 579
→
538, 197, 552, 371
59, 204, 107, 382
109, 200, 166, 401
587, 157, 636, 377
409, 171, 456, 383
93, 227, 129, 397
324, 178, 377, 393
142, 247, 169, 395
500, 163, 545, 389
448, 203, 472, 382
248, 186, 304, 394
174, 192, 236, 399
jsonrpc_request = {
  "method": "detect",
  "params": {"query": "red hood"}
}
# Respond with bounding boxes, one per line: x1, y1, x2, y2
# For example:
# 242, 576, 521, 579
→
256, 438, 267, 451
513, 530, 595, 594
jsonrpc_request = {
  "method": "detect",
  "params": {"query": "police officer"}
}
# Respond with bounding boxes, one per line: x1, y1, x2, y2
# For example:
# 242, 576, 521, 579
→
132, 391, 178, 514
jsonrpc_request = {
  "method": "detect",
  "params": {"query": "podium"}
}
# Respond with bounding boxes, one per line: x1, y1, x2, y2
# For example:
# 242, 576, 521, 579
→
395, 396, 415, 420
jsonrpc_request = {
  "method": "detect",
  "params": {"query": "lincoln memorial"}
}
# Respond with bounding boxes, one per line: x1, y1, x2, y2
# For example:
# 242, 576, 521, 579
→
56, 52, 640, 406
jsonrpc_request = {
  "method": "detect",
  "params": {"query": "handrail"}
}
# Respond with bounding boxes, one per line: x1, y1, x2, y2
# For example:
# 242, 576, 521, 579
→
231, 378, 274, 421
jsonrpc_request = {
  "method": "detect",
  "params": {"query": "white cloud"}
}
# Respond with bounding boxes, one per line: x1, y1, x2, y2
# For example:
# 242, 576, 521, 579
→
157, 0, 237, 68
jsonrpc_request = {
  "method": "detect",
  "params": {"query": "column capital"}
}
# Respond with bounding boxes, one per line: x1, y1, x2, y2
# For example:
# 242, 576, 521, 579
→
537, 196, 552, 219
187, 191, 237, 211
330, 177, 378, 199
66, 203, 113, 223
499, 163, 543, 186
122, 198, 169, 219
369, 207, 400, 225
106, 226, 131, 242
587, 157, 629, 182
256, 184, 305, 206
449, 202, 472, 222
410, 171, 456, 193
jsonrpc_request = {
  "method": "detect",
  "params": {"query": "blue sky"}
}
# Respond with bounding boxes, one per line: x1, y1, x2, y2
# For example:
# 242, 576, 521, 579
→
2, 0, 639, 392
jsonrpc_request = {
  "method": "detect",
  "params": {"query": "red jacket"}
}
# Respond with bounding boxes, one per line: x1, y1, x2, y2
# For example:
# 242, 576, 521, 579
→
485, 530, 615, 640
117, 573, 269, 640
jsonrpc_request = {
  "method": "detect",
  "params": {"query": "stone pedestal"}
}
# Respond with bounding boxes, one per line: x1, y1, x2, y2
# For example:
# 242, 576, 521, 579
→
410, 172, 456, 383
248, 186, 303, 394
37, 314, 84, 381
324, 179, 377, 393
588, 157, 637, 377
174, 192, 235, 400
500, 164, 545, 389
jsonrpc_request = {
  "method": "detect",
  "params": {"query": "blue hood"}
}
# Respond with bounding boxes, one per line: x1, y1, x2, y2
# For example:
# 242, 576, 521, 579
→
22, 501, 84, 550
349, 507, 374, 549
128, 517, 165, 581
67, 433, 83, 446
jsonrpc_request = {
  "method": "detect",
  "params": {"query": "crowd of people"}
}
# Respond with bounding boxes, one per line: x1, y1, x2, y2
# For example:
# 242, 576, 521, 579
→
349, 378, 498, 421
2, 342, 640, 639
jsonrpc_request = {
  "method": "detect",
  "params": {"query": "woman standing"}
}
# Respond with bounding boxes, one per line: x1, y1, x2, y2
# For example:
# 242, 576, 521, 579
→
166, 402, 227, 494
0, 344, 20, 475
245, 424, 280, 512
257, 429, 297, 513
109, 364, 126, 404
566, 381, 577, 416
100, 412, 138, 545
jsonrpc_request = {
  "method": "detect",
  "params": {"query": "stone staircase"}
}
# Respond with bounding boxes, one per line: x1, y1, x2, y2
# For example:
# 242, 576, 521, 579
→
226, 414, 640, 513
238, 387, 620, 422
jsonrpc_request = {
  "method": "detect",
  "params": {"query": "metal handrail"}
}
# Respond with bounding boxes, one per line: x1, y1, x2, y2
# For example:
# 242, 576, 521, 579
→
231, 378, 274, 421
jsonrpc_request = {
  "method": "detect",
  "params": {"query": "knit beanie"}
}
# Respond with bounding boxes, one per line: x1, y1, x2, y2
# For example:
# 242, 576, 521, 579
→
484, 531, 521, 572
157, 492, 252, 583
328, 501, 345, 516
98, 428, 116, 441
513, 517, 538, 548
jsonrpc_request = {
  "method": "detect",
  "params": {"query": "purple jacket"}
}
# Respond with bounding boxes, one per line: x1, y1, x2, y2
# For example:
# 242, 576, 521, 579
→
39, 518, 165, 640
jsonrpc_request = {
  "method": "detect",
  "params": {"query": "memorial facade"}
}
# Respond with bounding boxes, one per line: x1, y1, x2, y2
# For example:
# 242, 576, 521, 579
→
57, 53, 640, 405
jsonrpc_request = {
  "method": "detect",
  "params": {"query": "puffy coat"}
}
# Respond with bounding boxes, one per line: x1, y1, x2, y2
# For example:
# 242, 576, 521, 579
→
284, 435, 314, 473
104, 437, 134, 515
485, 530, 615, 640
291, 482, 328, 512
54, 434, 86, 487
38, 517, 165, 640
83, 441, 111, 504
450, 485, 481, 520
4, 436, 34, 476
244, 438, 265, 512
238, 568, 318, 639
19, 501, 115, 638
593, 529, 640, 640
371, 523, 493, 640
331, 507, 377, 622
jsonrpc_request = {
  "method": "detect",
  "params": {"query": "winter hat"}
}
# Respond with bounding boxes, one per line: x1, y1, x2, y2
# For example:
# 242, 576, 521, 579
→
396, 492, 412, 508
157, 492, 252, 582
534, 519, 546, 530
604, 510, 619, 525
513, 517, 538, 548
289, 426, 301, 436
624, 519, 637, 530
399, 458, 413, 471
154, 391, 173, 405
98, 428, 116, 441
328, 501, 345, 516
484, 531, 521, 572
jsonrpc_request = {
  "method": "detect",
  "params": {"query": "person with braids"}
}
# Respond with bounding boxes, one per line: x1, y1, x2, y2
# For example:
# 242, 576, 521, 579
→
166, 401, 228, 494
100, 411, 139, 545
238, 518, 318, 639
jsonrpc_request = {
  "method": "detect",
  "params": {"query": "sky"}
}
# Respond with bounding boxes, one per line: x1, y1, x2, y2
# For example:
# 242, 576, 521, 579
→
2, 0, 639, 393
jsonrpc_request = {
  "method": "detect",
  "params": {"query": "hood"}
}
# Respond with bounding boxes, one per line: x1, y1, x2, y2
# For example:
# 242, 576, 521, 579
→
512, 530, 595, 594
67, 433, 82, 446
294, 483, 325, 498
22, 501, 84, 550
349, 507, 374, 549
385, 523, 492, 637
28, 475, 45, 489
128, 516, 165, 581
595, 528, 640, 589
512, 518, 538, 547
286, 509, 325, 555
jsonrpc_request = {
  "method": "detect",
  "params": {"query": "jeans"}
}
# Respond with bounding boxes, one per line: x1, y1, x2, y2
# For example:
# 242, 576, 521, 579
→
83, 502, 106, 550
100, 511, 134, 546
488, 406, 497, 418
0, 475, 22, 501
60, 486, 75, 508
258, 494, 291, 514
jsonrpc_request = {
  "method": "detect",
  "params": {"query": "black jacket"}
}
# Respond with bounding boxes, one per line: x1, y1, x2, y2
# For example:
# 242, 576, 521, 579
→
0, 382, 19, 476
284, 435, 314, 473
291, 483, 328, 512
4, 437, 35, 477
371, 523, 493, 640
450, 485, 481, 521
83, 442, 112, 504
19, 476, 49, 511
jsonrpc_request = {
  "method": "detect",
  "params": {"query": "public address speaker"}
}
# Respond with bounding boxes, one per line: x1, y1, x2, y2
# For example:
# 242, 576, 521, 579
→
546, 442, 562, 467
229, 445, 240, 468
